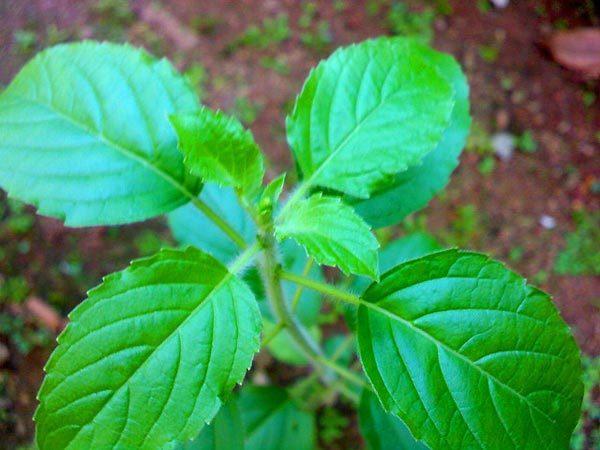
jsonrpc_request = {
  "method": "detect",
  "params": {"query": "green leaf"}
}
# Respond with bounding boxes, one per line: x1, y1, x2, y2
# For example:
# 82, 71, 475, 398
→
0, 42, 201, 226
258, 173, 286, 217
170, 107, 264, 197
350, 43, 471, 227
179, 398, 245, 450
357, 250, 583, 450
35, 247, 262, 450
276, 194, 379, 279
239, 385, 316, 450
286, 37, 454, 198
359, 390, 427, 450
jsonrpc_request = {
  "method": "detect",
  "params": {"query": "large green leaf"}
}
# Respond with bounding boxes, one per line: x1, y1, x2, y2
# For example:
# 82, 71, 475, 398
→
179, 398, 245, 450
276, 194, 379, 279
286, 37, 454, 198
35, 247, 262, 449
350, 42, 471, 227
170, 108, 264, 197
357, 250, 583, 450
359, 390, 427, 450
239, 385, 316, 450
0, 42, 201, 226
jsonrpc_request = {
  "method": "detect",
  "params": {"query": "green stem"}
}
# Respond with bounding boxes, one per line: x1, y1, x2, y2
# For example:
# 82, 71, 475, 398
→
259, 232, 328, 374
228, 242, 261, 274
280, 271, 361, 306
261, 321, 285, 347
315, 354, 368, 389
335, 380, 361, 404
291, 258, 314, 311
263, 258, 315, 347
280, 270, 376, 392
191, 196, 248, 249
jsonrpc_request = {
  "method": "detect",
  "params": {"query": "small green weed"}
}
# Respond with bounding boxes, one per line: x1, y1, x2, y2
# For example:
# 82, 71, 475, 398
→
301, 21, 333, 54
387, 2, 435, 43
227, 14, 290, 52
260, 56, 290, 75
231, 97, 263, 126
319, 406, 350, 445
555, 211, 600, 276
13, 29, 37, 54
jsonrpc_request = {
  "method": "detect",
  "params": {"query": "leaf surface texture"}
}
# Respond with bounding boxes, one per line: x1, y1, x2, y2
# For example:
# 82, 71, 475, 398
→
0, 42, 200, 226
358, 250, 582, 450
286, 37, 454, 198
36, 247, 262, 449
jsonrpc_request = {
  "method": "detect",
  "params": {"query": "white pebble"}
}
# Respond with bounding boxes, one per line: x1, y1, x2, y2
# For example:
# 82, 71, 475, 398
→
539, 215, 556, 230
491, 0, 510, 8
492, 132, 516, 161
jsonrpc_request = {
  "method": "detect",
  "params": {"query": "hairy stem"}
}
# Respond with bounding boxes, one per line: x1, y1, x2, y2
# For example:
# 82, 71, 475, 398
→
261, 321, 285, 347
259, 231, 328, 374
191, 196, 248, 249
228, 242, 261, 274
263, 258, 315, 346
315, 354, 368, 389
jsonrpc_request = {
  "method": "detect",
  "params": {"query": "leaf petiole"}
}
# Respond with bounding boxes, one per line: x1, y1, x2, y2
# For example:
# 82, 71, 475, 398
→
190, 195, 249, 249
280, 270, 361, 306
228, 241, 262, 274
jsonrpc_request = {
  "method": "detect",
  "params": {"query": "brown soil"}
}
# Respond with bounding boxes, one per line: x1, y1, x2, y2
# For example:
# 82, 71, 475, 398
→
0, 0, 598, 448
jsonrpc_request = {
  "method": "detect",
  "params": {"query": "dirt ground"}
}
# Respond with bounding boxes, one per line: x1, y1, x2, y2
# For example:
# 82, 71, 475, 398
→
0, 0, 598, 448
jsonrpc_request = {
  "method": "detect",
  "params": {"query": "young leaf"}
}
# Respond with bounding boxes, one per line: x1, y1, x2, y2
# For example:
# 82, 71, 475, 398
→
0, 42, 201, 226
258, 173, 286, 217
276, 194, 379, 279
178, 398, 245, 450
286, 37, 454, 198
35, 247, 262, 450
357, 250, 583, 450
350, 43, 471, 227
359, 390, 427, 450
239, 385, 316, 450
170, 107, 264, 197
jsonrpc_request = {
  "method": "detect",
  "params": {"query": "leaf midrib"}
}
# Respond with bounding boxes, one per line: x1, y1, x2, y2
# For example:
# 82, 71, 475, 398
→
6, 94, 197, 203
360, 298, 558, 426
48, 264, 240, 449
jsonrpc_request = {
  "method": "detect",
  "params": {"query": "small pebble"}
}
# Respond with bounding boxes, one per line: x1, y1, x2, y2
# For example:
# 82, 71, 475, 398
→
492, 132, 516, 161
539, 215, 556, 230
491, 0, 510, 8
252, 371, 269, 386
